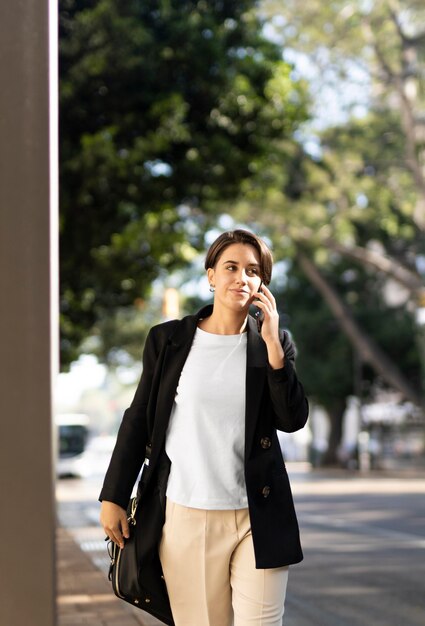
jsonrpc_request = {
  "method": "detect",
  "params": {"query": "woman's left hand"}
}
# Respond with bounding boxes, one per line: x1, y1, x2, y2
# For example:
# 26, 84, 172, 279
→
253, 285, 285, 369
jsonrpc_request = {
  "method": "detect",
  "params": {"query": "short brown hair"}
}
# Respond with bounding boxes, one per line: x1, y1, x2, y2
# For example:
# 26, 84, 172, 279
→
204, 229, 273, 284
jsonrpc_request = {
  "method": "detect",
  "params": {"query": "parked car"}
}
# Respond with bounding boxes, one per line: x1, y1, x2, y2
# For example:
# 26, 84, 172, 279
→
55, 413, 90, 478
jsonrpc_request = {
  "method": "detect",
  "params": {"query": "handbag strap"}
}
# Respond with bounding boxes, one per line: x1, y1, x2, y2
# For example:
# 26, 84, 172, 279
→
129, 443, 153, 523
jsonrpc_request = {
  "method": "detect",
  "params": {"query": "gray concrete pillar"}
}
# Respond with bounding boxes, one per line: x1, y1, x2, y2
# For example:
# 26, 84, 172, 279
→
0, 1, 58, 625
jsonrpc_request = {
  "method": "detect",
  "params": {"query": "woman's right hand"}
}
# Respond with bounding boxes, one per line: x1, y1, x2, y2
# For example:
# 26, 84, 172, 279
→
100, 500, 130, 549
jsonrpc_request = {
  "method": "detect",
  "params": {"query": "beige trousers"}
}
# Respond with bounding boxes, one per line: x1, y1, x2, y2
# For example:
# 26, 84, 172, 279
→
159, 500, 289, 626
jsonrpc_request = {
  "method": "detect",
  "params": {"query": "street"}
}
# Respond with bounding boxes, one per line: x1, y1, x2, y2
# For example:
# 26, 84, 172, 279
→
56, 463, 425, 626
285, 466, 425, 626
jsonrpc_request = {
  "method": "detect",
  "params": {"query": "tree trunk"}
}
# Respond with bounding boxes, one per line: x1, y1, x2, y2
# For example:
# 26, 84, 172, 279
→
297, 250, 422, 407
322, 399, 346, 466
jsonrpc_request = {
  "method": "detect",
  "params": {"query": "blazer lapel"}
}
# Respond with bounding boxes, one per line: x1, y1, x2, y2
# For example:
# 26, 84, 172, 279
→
149, 306, 212, 468
245, 315, 269, 459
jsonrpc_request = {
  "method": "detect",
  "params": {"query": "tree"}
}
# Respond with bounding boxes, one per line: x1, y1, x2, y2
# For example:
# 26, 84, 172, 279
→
260, 0, 425, 281
221, 0, 425, 461
279, 260, 421, 464
59, 0, 308, 367
230, 106, 424, 458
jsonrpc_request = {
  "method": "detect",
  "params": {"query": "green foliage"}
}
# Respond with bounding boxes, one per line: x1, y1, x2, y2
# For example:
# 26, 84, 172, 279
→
59, 0, 308, 367
280, 262, 421, 409
319, 112, 422, 250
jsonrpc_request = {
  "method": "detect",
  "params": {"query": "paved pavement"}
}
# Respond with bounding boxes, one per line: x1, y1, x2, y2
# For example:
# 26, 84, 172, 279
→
56, 525, 162, 626
56, 478, 162, 626
56, 464, 425, 625
284, 465, 425, 626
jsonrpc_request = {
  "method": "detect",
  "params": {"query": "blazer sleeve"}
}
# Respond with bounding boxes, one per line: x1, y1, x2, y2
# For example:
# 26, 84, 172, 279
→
98, 327, 159, 508
266, 330, 309, 433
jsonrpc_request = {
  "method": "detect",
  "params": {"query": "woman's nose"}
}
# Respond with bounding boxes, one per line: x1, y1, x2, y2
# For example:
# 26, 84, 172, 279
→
236, 271, 248, 284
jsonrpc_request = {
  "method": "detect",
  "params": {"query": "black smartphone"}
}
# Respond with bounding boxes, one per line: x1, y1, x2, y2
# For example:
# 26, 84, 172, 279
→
255, 282, 264, 332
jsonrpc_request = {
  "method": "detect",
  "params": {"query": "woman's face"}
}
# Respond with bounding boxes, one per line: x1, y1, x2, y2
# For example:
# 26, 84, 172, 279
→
207, 243, 263, 312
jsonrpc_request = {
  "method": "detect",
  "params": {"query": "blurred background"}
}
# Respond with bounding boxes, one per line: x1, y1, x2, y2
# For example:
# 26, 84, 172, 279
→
57, 0, 425, 477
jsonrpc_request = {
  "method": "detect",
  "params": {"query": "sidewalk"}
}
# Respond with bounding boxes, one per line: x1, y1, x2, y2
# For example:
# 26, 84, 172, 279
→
56, 525, 161, 626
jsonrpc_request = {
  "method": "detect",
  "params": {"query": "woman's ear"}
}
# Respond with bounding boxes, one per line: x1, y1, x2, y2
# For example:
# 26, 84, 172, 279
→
207, 267, 215, 287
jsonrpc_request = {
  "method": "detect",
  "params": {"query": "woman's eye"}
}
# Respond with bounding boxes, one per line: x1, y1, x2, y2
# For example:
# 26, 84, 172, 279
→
225, 265, 258, 274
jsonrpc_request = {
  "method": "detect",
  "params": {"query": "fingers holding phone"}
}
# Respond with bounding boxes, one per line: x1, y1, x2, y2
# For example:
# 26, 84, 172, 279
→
254, 284, 285, 368
254, 284, 279, 340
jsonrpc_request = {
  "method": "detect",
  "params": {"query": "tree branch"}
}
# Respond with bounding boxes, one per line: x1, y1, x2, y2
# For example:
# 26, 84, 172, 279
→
294, 229, 424, 295
362, 15, 425, 227
387, 0, 425, 47
296, 249, 422, 407
323, 238, 425, 294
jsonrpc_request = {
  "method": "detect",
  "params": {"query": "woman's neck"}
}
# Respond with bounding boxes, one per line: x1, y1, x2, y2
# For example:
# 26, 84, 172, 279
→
198, 308, 248, 335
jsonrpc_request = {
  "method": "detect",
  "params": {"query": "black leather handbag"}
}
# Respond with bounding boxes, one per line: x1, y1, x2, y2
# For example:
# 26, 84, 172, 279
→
107, 452, 174, 625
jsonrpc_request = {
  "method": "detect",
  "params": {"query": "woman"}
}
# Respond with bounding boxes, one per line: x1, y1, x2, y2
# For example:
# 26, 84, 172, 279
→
100, 229, 309, 626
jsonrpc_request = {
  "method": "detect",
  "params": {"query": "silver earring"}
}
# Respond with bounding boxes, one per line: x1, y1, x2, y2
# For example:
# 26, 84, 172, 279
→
209, 285, 215, 292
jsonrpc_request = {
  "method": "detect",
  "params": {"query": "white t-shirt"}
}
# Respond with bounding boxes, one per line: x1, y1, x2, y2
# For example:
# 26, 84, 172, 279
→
165, 327, 248, 509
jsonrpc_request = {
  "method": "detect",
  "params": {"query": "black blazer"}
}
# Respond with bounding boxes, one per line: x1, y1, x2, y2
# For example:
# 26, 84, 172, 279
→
100, 304, 309, 569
